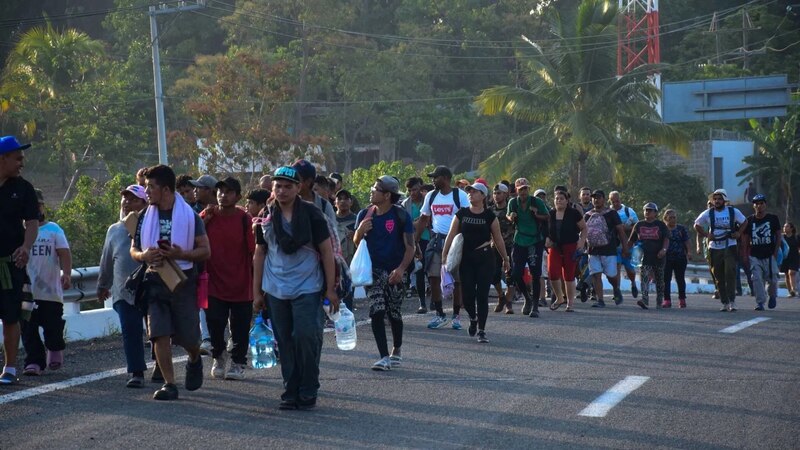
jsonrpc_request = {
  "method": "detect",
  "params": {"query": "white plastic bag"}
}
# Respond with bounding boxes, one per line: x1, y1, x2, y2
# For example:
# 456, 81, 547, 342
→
349, 240, 373, 286
445, 233, 463, 273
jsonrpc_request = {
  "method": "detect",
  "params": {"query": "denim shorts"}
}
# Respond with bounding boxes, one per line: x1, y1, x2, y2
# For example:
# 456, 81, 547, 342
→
588, 254, 618, 277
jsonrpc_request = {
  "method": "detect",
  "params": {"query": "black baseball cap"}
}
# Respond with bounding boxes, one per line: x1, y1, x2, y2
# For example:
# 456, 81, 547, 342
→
591, 189, 605, 198
215, 177, 242, 195
427, 165, 452, 178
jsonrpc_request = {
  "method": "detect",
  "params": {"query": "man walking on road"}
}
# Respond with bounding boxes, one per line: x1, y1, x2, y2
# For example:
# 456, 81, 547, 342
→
131, 165, 211, 400
507, 178, 549, 318
253, 166, 339, 411
0, 136, 39, 385
609, 191, 639, 299
584, 190, 629, 308
742, 194, 781, 310
694, 189, 747, 312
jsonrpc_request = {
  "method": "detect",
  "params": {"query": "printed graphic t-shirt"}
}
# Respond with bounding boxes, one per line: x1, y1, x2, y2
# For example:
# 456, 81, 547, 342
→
421, 188, 469, 235
630, 220, 669, 266
744, 214, 781, 259
355, 206, 413, 272
694, 207, 746, 250
27, 222, 70, 302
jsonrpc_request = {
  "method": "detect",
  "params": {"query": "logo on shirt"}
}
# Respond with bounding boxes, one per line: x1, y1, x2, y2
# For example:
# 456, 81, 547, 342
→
431, 204, 454, 216
751, 222, 773, 246
385, 219, 395, 233
638, 226, 661, 240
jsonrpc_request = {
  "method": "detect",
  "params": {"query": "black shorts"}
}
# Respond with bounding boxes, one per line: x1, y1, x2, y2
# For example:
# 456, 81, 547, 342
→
492, 245, 514, 286
144, 270, 200, 348
0, 263, 26, 325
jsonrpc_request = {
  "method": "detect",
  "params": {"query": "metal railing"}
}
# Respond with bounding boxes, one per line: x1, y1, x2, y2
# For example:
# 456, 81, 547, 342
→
64, 266, 101, 304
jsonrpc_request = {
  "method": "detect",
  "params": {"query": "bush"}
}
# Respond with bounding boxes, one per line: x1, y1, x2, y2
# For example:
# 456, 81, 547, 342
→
51, 173, 133, 267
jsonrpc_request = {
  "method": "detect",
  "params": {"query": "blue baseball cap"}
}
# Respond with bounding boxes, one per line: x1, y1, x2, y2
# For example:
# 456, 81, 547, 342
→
291, 159, 316, 180
752, 194, 766, 203
0, 136, 31, 155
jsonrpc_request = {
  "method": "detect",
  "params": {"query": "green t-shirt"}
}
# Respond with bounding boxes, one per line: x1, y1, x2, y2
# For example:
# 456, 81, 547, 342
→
507, 195, 548, 246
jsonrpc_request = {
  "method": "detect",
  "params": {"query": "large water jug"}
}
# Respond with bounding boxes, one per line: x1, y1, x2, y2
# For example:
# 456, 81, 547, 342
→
249, 316, 277, 369
630, 243, 644, 269
334, 303, 357, 350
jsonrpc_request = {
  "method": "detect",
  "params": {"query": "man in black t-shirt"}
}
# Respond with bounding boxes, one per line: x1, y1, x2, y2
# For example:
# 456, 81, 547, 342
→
743, 194, 782, 310
584, 190, 629, 308
0, 136, 39, 385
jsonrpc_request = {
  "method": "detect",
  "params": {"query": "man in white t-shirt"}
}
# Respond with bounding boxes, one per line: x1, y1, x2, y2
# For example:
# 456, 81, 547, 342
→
694, 189, 748, 311
414, 165, 469, 330
22, 189, 72, 376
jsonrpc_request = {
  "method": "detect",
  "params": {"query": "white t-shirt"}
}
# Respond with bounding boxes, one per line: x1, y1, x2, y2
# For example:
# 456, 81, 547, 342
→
27, 222, 70, 302
694, 207, 746, 250
420, 188, 469, 235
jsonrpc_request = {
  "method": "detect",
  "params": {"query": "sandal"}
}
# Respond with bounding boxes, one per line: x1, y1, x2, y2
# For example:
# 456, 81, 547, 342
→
550, 298, 566, 311
565, 307, 575, 312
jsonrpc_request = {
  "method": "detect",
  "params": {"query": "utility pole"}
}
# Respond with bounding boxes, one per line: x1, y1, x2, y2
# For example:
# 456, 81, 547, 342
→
149, 1, 206, 165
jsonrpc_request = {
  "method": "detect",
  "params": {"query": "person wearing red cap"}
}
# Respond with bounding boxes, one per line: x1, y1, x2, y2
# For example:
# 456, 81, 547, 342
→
0, 136, 39, 385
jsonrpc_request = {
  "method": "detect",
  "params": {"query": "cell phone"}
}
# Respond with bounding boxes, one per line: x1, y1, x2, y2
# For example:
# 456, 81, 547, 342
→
157, 239, 171, 249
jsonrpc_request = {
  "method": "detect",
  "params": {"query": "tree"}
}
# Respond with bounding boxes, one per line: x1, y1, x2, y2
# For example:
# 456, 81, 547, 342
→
474, 0, 687, 190
737, 108, 800, 220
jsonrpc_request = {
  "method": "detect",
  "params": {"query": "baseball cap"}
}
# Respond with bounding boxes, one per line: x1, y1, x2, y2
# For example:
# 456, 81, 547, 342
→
493, 183, 509, 193
215, 176, 242, 195
591, 189, 605, 198
121, 184, 147, 201
752, 194, 766, 203
533, 189, 546, 198
335, 189, 353, 199
189, 174, 218, 189
475, 178, 489, 189
0, 136, 31, 155
273, 166, 301, 184
712, 188, 728, 201
376, 175, 400, 194
245, 189, 271, 204
465, 183, 488, 197
427, 165, 452, 178
514, 178, 530, 189
292, 159, 316, 180
329, 172, 342, 182
643, 202, 658, 211
34, 188, 45, 203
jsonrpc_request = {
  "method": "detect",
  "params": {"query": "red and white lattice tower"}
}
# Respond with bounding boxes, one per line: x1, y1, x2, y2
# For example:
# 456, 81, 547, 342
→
617, 0, 661, 113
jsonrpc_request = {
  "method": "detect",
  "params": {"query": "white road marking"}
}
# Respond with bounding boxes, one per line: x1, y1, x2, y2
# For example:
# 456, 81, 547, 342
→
579, 375, 650, 418
719, 317, 771, 334
0, 356, 187, 406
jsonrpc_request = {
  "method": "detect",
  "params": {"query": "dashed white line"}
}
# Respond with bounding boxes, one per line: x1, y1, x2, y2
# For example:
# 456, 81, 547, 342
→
719, 317, 771, 334
579, 375, 650, 418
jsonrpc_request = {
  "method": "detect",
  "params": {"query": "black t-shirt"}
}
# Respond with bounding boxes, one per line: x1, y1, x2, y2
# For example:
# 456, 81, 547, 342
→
631, 220, 669, 266
0, 176, 39, 257
548, 207, 583, 245
133, 209, 206, 251
456, 208, 497, 252
744, 214, 781, 259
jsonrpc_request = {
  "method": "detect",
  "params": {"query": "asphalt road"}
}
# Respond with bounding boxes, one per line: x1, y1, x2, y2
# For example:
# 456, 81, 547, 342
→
1, 292, 798, 449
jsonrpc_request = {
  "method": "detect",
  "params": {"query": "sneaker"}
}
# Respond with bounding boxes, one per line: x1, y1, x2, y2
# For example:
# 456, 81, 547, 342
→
226, 337, 234, 353
224, 363, 246, 380
538, 299, 548, 308
297, 396, 317, 411
661, 300, 672, 309
126, 375, 145, 388
522, 299, 533, 316
199, 339, 213, 356
279, 399, 298, 410
636, 300, 649, 310
728, 301, 737, 312
468, 319, 478, 337
185, 357, 204, 391
789, 290, 797, 298
768, 296, 776, 309
211, 353, 227, 379
153, 383, 179, 401
476, 331, 489, 344
754, 303, 764, 311
591, 300, 606, 308
579, 286, 588, 303
151, 363, 164, 383
427, 315, 449, 329
416, 306, 428, 314
679, 298, 686, 308
23, 364, 42, 376
451, 315, 462, 330
0, 372, 17, 385
713, 291, 720, 300
720, 304, 729, 312
371, 356, 392, 371
529, 309, 539, 318
631, 284, 638, 299
47, 350, 63, 370
389, 354, 402, 367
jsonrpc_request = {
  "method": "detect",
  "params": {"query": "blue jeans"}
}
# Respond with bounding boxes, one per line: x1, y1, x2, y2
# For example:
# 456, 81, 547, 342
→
113, 301, 147, 374
267, 292, 324, 401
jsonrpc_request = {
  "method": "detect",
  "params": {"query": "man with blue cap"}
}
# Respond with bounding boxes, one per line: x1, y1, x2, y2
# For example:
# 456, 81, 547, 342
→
0, 136, 39, 385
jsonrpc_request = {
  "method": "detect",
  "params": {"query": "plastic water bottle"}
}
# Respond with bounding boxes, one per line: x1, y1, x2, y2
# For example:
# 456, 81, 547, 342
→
322, 298, 340, 322
249, 316, 277, 369
630, 243, 644, 269
334, 303, 357, 350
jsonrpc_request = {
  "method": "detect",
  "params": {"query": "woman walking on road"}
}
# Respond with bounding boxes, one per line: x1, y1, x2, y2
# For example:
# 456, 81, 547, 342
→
442, 183, 509, 343
662, 209, 690, 308
781, 223, 799, 297
545, 191, 587, 312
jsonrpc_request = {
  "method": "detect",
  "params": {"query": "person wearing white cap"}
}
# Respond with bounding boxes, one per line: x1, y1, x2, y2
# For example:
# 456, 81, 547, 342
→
442, 183, 509, 343
694, 189, 748, 311
97, 185, 150, 387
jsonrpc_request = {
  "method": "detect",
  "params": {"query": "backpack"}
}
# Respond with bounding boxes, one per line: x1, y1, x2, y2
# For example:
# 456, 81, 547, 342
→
429, 188, 462, 210
709, 206, 737, 241
585, 210, 611, 247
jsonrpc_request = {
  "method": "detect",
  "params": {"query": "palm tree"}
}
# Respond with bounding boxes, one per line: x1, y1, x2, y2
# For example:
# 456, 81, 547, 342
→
737, 110, 799, 220
1, 20, 104, 186
474, 0, 687, 190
